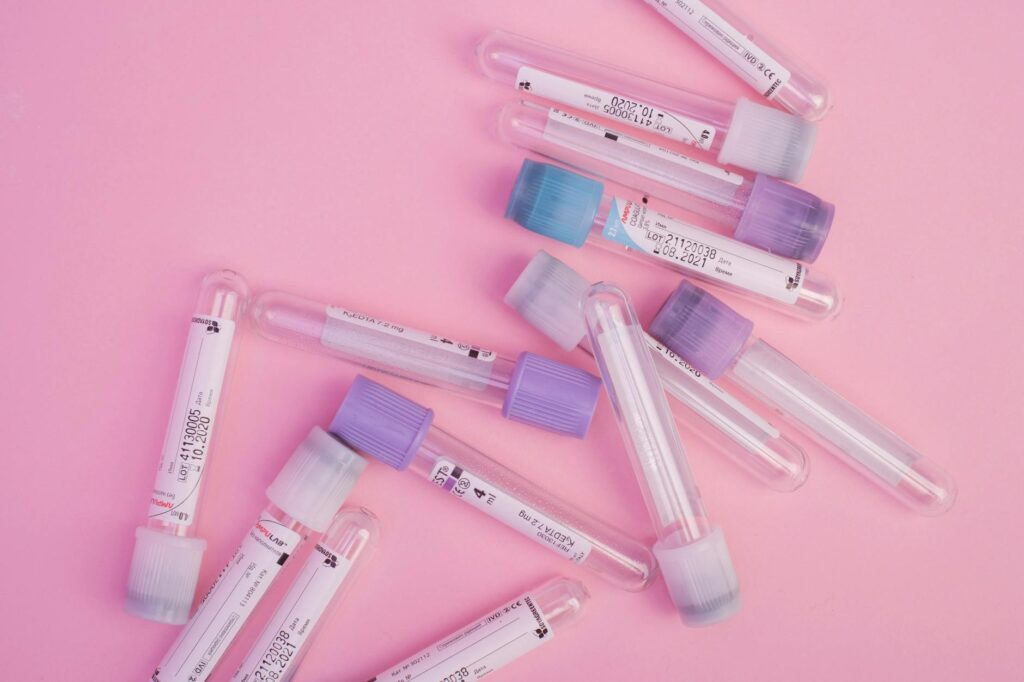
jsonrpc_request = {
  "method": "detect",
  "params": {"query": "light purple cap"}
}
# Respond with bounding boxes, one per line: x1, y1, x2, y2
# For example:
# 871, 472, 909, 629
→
734, 174, 835, 263
329, 375, 433, 470
503, 352, 601, 438
649, 282, 754, 380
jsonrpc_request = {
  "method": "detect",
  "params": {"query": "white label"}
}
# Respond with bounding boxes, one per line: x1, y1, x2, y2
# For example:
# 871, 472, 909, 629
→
603, 197, 804, 304
517, 66, 716, 150
149, 316, 235, 527
232, 545, 354, 682
429, 459, 592, 564
325, 306, 495, 362
649, 0, 791, 99
153, 517, 302, 682
545, 108, 742, 186
372, 592, 552, 682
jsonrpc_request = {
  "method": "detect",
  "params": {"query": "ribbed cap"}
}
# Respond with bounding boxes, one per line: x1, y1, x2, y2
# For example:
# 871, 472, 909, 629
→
504, 250, 589, 351
654, 527, 741, 627
329, 375, 434, 471
125, 527, 206, 624
503, 352, 601, 438
718, 98, 817, 182
649, 282, 753, 380
505, 159, 604, 247
266, 427, 366, 533
735, 174, 834, 262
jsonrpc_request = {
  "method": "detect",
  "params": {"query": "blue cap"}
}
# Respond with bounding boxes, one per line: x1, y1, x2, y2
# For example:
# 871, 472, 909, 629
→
505, 160, 604, 247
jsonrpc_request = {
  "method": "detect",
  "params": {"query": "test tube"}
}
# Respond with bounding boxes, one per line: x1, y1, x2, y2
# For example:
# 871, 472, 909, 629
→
650, 281, 957, 515
583, 282, 740, 626
231, 508, 379, 682
641, 0, 831, 120
331, 375, 656, 591
126, 269, 249, 625
152, 427, 366, 682
368, 577, 587, 682
251, 289, 601, 438
505, 159, 839, 321
506, 251, 807, 492
498, 101, 834, 262
477, 29, 816, 181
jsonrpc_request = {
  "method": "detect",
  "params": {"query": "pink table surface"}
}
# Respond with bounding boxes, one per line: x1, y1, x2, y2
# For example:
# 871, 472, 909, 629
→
2, 1, 1022, 680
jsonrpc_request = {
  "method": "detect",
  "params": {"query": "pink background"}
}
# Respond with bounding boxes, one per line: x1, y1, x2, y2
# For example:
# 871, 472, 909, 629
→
2, 1, 1023, 679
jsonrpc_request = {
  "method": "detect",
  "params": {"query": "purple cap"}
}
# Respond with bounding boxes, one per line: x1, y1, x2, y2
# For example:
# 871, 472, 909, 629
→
649, 282, 754, 380
734, 174, 835, 263
329, 375, 433, 470
502, 352, 601, 438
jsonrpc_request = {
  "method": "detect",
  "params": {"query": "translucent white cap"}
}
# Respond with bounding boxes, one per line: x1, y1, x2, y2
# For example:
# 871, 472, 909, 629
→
719, 98, 817, 183
504, 250, 589, 351
267, 426, 367, 533
125, 527, 207, 624
653, 527, 741, 627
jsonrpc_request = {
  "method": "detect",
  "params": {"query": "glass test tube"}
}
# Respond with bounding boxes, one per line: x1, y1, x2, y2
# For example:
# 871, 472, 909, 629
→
331, 375, 656, 592
126, 269, 249, 625
650, 281, 957, 515
251, 289, 600, 438
505, 159, 839, 321
584, 283, 741, 626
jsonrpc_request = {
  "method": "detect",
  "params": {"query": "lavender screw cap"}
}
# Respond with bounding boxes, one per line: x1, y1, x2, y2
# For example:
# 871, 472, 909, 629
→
503, 352, 601, 438
734, 174, 835, 263
330, 375, 434, 470
649, 282, 754, 380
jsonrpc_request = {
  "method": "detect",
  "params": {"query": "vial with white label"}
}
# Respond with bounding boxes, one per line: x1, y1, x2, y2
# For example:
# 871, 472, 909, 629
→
369, 577, 587, 682
232, 507, 379, 682
498, 101, 834, 262
477, 29, 816, 181
650, 281, 957, 515
584, 282, 741, 626
251, 289, 601, 438
330, 375, 656, 591
506, 251, 807, 492
126, 269, 249, 625
505, 159, 839, 321
642, 0, 831, 120
152, 427, 367, 682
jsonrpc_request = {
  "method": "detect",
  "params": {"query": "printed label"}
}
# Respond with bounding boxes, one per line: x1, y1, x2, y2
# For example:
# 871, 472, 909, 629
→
429, 459, 592, 564
232, 545, 354, 682
149, 316, 235, 527
325, 306, 495, 362
153, 517, 302, 682
649, 0, 790, 98
370, 592, 552, 682
517, 66, 716, 150
603, 197, 804, 304
545, 108, 742, 186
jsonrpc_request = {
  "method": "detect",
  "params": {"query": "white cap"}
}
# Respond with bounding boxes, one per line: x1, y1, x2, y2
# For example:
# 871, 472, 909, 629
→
125, 527, 206, 624
267, 426, 366, 533
718, 98, 817, 183
504, 250, 589, 351
653, 527, 741, 627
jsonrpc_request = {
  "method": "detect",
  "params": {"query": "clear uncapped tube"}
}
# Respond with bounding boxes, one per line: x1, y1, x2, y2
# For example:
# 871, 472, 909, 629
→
641, 0, 831, 120
504, 159, 839, 321
504, 250, 807, 492
370, 577, 587, 682
330, 375, 656, 592
232, 507, 379, 682
497, 101, 834, 262
650, 281, 957, 515
583, 283, 740, 626
126, 269, 249, 625
152, 428, 367, 682
251, 289, 601, 438
477, 29, 817, 181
